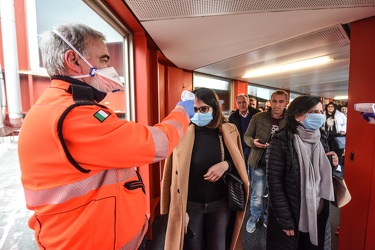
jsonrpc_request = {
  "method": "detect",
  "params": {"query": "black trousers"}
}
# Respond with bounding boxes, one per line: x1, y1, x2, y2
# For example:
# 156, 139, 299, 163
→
184, 199, 230, 250
298, 200, 330, 250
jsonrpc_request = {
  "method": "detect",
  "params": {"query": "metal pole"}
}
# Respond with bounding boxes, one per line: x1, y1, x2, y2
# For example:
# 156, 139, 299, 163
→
0, 0, 23, 126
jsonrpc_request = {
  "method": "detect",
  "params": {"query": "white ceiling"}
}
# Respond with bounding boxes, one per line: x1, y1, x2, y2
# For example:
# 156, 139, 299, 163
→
123, 0, 375, 100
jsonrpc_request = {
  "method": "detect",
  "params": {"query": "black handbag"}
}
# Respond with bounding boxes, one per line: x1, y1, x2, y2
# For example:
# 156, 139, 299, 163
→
218, 132, 246, 211
223, 171, 246, 210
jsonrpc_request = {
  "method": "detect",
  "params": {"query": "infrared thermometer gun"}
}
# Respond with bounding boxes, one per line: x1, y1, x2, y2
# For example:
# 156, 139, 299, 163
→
181, 90, 195, 101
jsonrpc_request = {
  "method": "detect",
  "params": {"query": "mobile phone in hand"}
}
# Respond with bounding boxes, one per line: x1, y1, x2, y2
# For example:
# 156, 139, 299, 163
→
257, 139, 266, 144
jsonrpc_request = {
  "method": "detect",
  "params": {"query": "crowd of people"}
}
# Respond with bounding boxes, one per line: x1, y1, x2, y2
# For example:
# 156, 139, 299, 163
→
161, 89, 345, 249
18, 22, 347, 250
158, 88, 344, 249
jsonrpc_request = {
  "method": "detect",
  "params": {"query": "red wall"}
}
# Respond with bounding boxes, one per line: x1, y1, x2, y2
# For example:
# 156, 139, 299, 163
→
339, 16, 375, 250
166, 67, 193, 113
232, 80, 249, 108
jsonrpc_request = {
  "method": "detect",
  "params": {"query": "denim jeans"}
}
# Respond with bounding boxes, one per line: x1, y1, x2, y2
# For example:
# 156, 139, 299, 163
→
243, 146, 252, 179
185, 199, 230, 250
250, 167, 267, 220
327, 136, 345, 167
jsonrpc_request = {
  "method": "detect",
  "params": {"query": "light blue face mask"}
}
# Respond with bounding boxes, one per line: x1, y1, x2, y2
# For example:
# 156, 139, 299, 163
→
190, 112, 213, 127
302, 113, 325, 130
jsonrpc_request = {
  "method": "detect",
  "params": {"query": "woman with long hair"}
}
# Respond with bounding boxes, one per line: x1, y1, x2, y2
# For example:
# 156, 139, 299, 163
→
266, 95, 339, 249
161, 87, 249, 250
324, 102, 347, 172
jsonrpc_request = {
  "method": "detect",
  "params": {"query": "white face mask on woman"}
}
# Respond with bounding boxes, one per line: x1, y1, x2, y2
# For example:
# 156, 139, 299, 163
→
53, 30, 124, 93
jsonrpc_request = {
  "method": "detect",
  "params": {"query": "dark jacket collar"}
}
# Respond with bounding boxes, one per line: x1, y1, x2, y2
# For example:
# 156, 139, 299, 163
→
51, 75, 107, 102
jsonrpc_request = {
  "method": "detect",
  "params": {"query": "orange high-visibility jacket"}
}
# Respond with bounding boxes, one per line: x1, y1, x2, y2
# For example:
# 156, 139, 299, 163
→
18, 77, 190, 249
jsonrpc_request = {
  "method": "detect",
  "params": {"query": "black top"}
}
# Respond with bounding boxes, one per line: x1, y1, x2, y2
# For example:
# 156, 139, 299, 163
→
188, 126, 230, 203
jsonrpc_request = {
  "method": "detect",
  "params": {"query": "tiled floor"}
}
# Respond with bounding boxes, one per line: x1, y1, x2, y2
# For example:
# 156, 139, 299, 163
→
0, 137, 340, 250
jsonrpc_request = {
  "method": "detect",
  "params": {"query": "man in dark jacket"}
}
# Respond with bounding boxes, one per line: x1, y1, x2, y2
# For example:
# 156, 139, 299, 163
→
229, 94, 259, 177
243, 90, 289, 233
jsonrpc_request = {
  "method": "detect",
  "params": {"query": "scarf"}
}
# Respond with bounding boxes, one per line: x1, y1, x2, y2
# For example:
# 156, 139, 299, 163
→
293, 126, 334, 246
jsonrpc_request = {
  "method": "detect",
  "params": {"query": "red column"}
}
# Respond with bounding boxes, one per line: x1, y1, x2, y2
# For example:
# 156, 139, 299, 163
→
338, 16, 375, 250
232, 80, 248, 108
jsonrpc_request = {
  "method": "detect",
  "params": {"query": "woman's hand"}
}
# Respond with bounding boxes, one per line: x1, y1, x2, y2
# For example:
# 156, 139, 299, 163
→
283, 229, 295, 236
203, 161, 229, 182
326, 151, 339, 167
184, 213, 190, 234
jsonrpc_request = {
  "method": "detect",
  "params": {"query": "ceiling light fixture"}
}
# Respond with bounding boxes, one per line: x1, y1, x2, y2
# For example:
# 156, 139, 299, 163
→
334, 95, 348, 100
242, 56, 333, 78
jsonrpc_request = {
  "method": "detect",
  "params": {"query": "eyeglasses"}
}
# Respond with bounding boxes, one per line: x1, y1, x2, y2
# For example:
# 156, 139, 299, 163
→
194, 106, 211, 113
308, 109, 323, 114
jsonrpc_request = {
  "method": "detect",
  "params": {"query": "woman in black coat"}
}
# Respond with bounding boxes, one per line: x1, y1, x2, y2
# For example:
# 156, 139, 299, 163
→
265, 95, 339, 250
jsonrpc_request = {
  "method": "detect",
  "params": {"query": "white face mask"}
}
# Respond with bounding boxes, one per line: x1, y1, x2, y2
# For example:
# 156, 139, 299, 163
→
53, 30, 124, 93
72, 67, 124, 93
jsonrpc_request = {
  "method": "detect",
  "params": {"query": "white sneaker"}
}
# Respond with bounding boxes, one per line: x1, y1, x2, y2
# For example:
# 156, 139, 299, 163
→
335, 165, 342, 172
263, 218, 268, 228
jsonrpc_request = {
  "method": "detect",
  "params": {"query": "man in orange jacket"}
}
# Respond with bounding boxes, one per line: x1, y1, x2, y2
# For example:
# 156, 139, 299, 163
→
18, 23, 194, 249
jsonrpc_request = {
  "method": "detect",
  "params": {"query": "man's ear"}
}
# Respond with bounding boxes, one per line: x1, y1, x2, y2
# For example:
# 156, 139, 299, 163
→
65, 50, 81, 72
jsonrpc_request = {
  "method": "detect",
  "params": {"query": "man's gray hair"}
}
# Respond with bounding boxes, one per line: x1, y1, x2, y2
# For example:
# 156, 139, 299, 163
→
236, 93, 249, 101
39, 23, 106, 76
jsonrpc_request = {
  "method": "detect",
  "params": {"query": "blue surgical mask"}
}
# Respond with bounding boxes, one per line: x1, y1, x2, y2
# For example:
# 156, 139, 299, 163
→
190, 112, 213, 127
302, 113, 324, 130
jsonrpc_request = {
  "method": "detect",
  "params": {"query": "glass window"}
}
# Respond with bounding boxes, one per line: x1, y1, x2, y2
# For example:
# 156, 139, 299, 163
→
26, 0, 133, 120
289, 92, 301, 102
248, 85, 273, 100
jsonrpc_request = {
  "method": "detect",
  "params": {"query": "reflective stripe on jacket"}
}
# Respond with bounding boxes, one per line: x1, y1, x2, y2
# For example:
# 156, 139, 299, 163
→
18, 78, 190, 249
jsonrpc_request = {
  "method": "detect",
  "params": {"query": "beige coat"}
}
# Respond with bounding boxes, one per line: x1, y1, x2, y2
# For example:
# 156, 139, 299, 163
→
161, 123, 250, 250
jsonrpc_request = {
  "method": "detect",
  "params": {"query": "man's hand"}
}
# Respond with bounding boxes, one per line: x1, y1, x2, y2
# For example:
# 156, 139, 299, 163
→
254, 138, 269, 148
